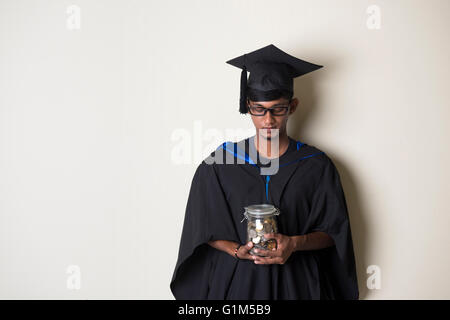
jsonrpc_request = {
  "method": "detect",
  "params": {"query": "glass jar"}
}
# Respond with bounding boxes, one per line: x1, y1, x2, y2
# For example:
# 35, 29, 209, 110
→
241, 204, 280, 256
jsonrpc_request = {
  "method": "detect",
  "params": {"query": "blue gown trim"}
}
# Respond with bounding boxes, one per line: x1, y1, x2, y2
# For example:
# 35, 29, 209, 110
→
219, 142, 258, 167
218, 139, 315, 167
265, 175, 270, 202
217, 139, 324, 204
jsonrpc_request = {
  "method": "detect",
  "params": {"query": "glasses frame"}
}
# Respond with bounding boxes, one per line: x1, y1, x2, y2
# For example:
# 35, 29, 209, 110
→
247, 99, 292, 116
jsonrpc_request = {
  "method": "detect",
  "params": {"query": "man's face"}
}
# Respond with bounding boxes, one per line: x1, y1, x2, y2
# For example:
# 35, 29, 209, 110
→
247, 97, 298, 140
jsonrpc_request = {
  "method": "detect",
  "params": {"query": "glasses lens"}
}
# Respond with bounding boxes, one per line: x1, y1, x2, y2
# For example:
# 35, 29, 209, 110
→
249, 106, 266, 115
271, 107, 288, 115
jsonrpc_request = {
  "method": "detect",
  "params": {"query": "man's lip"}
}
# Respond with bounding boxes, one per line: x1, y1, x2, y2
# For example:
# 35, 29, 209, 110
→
262, 128, 276, 134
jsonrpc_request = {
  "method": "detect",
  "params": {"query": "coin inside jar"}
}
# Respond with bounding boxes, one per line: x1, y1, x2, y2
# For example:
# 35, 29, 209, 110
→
266, 239, 277, 250
252, 236, 261, 244
255, 219, 263, 231
263, 221, 273, 234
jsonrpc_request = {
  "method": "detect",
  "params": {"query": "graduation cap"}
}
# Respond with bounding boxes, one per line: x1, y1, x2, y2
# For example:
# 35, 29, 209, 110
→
226, 44, 323, 114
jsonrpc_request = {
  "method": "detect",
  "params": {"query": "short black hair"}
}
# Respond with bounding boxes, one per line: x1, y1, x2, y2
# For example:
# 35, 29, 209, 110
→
247, 87, 293, 103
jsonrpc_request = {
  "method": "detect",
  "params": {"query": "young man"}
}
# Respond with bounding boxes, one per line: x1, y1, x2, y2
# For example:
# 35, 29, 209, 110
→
170, 44, 359, 299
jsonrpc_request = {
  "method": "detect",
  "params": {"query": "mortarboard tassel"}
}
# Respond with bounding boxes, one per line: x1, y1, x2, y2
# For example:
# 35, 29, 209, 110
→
239, 65, 248, 114
239, 54, 248, 114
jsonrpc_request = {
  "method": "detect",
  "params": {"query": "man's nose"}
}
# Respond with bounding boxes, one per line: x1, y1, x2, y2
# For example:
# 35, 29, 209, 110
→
263, 111, 276, 125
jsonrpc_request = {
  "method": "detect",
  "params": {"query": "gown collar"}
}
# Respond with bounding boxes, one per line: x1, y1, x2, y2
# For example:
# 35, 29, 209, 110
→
217, 136, 325, 206
219, 135, 313, 169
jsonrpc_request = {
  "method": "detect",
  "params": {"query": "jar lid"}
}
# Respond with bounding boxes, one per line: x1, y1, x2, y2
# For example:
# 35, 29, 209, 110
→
244, 204, 279, 216
240, 204, 280, 223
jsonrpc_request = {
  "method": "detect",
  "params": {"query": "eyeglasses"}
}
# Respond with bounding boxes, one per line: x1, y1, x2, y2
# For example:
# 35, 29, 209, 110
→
247, 101, 291, 116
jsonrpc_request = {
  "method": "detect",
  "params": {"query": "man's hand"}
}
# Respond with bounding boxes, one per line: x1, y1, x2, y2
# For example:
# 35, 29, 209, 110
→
236, 241, 256, 260
252, 233, 296, 265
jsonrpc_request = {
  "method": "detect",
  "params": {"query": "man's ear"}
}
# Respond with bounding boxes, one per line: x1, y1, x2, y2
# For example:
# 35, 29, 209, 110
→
289, 98, 299, 114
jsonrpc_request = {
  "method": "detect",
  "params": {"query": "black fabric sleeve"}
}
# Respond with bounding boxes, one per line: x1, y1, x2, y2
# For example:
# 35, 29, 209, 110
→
307, 156, 359, 299
170, 161, 241, 299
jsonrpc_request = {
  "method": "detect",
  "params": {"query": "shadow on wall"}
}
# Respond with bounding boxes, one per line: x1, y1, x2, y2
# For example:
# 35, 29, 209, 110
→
289, 70, 371, 300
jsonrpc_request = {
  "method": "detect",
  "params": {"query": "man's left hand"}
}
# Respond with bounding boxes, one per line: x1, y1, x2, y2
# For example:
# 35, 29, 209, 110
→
252, 233, 296, 265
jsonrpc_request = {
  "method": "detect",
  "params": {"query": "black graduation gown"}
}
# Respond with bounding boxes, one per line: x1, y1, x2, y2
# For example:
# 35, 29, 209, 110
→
170, 136, 359, 300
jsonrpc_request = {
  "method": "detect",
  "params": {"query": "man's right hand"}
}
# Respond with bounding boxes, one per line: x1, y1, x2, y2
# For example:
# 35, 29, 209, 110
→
208, 239, 256, 261
236, 241, 256, 260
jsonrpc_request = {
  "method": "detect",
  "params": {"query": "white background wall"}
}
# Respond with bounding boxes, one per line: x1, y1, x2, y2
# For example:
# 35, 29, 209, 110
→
1, 0, 449, 299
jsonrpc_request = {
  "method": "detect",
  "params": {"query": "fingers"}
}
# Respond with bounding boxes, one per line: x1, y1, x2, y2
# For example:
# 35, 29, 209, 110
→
239, 241, 281, 263
238, 242, 255, 260
252, 247, 277, 257
249, 234, 289, 265
253, 256, 282, 265
263, 233, 279, 240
